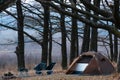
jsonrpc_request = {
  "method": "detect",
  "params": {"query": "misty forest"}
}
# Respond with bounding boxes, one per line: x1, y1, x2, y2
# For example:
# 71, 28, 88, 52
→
0, 0, 120, 79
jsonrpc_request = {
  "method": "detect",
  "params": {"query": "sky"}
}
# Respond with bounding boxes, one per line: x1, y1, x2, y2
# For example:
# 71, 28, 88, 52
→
23, 0, 34, 3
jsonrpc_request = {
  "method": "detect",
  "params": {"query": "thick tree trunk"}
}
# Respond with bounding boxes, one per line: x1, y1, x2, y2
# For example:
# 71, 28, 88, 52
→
90, 0, 100, 52
81, 0, 91, 53
16, 0, 25, 69
113, 0, 120, 29
81, 25, 90, 53
60, 0, 67, 69
113, 0, 120, 73
41, 4, 49, 64
70, 0, 78, 64
90, 28, 98, 51
113, 0, 119, 62
48, 21, 52, 65
113, 36, 118, 62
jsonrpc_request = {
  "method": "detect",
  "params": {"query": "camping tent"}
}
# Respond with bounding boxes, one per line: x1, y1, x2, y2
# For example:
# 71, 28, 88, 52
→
66, 51, 115, 75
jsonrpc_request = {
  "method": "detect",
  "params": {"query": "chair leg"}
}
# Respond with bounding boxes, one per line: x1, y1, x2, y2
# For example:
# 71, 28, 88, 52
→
36, 71, 42, 75
47, 70, 53, 75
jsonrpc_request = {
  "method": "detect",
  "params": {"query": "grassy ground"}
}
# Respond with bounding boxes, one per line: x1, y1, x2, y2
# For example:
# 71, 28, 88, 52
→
0, 63, 119, 80
2, 72, 120, 80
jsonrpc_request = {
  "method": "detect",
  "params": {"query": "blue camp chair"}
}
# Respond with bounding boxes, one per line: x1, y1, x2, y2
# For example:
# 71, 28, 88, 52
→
34, 62, 56, 75
34, 62, 47, 74
46, 62, 56, 75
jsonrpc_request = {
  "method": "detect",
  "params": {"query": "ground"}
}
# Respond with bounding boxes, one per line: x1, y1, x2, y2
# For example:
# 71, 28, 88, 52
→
18, 72, 120, 80
1, 72, 120, 80
0, 42, 118, 80
0, 66, 120, 80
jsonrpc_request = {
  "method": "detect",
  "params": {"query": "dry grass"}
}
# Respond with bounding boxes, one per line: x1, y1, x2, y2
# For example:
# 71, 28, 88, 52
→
3, 72, 120, 80
0, 64, 120, 80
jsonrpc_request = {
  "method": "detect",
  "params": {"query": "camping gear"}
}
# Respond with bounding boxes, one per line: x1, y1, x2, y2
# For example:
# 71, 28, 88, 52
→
34, 62, 56, 75
66, 51, 115, 75
34, 62, 47, 71
34, 62, 47, 74
2, 72, 16, 79
46, 62, 56, 75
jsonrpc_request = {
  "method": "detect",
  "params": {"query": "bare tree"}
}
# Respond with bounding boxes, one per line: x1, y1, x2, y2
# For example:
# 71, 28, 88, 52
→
15, 0, 25, 69
89, 0, 100, 51
60, 0, 68, 69
70, 0, 79, 64
81, 0, 91, 53
41, 3, 50, 64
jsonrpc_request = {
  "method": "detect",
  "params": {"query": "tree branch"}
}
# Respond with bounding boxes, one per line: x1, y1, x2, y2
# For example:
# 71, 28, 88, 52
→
0, 23, 43, 45
35, 0, 120, 38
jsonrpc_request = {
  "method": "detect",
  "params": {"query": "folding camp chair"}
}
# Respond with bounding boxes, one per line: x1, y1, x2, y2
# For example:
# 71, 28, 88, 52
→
46, 62, 56, 75
34, 62, 47, 75
34, 62, 56, 75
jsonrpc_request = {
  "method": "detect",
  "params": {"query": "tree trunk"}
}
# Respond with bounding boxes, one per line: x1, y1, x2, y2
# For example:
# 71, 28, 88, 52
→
60, 0, 67, 69
109, 32, 114, 61
81, 0, 91, 53
48, 20, 52, 65
113, 0, 120, 73
41, 4, 49, 64
113, 0, 119, 62
16, 0, 25, 69
90, 0, 100, 52
114, 36, 118, 62
70, 0, 78, 64
117, 50, 120, 72
113, 0, 120, 29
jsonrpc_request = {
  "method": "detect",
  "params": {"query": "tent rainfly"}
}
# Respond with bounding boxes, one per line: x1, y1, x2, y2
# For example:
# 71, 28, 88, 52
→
66, 51, 115, 75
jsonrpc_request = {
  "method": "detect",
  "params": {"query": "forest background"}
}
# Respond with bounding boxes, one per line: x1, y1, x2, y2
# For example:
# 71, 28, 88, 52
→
0, 0, 120, 73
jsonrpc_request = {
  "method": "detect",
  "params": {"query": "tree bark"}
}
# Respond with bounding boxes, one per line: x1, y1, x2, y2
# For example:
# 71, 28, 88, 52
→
113, 0, 119, 62
113, 36, 118, 62
109, 32, 114, 61
70, 0, 78, 64
41, 4, 49, 64
48, 20, 52, 65
90, 0, 100, 52
60, 0, 67, 69
113, 0, 120, 29
16, 0, 25, 69
113, 0, 120, 73
117, 50, 120, 72
81, 0, 91, 53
